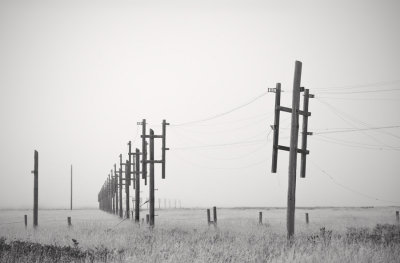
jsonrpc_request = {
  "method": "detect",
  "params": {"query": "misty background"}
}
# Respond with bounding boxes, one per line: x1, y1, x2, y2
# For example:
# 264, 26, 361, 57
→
0, 0, 399, 209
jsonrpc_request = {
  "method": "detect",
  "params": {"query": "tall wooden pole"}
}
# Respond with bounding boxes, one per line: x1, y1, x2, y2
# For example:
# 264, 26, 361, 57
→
32, 150, 39, 228
142, 119, 147, 185
300, 89, 310, 178
70, 165, 73, 210
149, 129, 155, 227
287, 61, 302, 239
125, 159, 130, 218
119, 157, 123, 218
271, 83, 281, 173
114, 165, 118, 215
135, 148, 140, 222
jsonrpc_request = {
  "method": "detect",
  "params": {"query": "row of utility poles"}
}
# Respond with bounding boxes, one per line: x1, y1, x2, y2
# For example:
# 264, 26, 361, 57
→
98, 119, 169, 227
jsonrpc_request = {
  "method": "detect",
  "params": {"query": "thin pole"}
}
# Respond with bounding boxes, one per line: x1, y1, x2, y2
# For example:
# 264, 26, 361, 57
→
135, 148, 140, 222
114, 165, 119, 215
70, 165, 73, 210
32, 150, 39, 228
300, 89, 310, 178
287, 61, 302, 239
125, 159, 130, 219
149, 129, 155, 227
271, 83, 281, 173
119, 157, 123, 218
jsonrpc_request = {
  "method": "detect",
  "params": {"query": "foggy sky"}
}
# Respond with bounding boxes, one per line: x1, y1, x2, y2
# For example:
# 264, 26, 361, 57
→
0, 0, 399, 209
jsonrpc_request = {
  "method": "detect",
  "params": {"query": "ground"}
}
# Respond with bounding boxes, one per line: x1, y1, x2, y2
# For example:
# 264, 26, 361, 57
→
0, 207, 399, 262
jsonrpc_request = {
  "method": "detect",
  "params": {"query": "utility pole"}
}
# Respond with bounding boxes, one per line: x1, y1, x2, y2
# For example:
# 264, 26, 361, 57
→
140, 119, 169, 227
134, 148, 141, 222
70, 165, 73, 210
149, 129, 155, 226
125, 159, 130, 218
118, 159, 123, 218
32, 150, 38, 228
114, 165, 119, 215
270, 61, 313, 240
287, 61, 302, 239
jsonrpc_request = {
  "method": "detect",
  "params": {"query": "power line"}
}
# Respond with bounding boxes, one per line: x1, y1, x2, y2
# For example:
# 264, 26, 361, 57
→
317, 87, 400, 95
310, 160, 400, 205
315, 98, 400, 149
315, 96, 400, 102
172, 90, 269, 126
313, 136, 400, 151
172, 150, 268, 170
313, 125, 400, 135
172, 138, 266, 150
315, 79, 400, 91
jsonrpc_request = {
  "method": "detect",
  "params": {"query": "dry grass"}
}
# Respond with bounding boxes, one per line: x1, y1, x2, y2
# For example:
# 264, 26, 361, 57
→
0, 207, 399, 262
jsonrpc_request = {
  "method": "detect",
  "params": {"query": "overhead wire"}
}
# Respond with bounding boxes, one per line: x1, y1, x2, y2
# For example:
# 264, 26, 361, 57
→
313, 125, 400, 135
315, 98, 400, 149
172, 138, 266, 150
316, 87, 400, 95
310, 160, 400, 205
314, 79, 400, 91
313, 136, 400, 151
172, 90, 269, 126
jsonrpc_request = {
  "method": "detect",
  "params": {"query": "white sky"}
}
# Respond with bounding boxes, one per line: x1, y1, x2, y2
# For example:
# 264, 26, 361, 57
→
0, 0, 399, 209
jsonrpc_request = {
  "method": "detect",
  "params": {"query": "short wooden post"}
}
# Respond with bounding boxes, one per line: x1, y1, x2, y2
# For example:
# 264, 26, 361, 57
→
24, 215, 27, 228
213, 206, 217, 225
305, 213, 309, 224
207, 209, 211, 225
146, 214, 149, 224
396, 211, 399, 223
259, 212, 263, 224
142, 218, 144, 224
67, 217, 71, 227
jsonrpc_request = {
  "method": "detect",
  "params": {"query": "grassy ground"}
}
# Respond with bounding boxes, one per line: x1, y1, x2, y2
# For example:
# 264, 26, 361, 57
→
0, 207, 399, 262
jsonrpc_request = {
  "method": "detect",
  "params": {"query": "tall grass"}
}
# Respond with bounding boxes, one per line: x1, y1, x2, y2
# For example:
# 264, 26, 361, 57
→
0, 208, 399, 262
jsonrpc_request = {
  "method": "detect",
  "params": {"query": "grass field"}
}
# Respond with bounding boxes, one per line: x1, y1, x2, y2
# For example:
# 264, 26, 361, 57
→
1, 207, 399, 262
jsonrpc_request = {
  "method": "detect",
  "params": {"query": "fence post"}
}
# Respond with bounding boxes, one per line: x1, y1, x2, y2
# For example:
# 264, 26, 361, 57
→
67, 217, 71, 227
396, 211, 399, 223
259, 212, 263, 224
207, 209, 211, 225
305, 213, 309, 224
24, 215, 27, 228
213, 206, 217, 225
146, 214, 149, 224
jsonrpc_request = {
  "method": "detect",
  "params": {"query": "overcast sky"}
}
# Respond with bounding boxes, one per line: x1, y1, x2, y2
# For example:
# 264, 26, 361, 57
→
0, 0, 399, 209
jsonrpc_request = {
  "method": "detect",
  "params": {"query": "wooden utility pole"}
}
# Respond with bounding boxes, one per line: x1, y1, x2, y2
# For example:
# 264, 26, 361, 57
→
114, 165, 119, 215
135, 148, 141, 222
141, 119, 147, 186
271, 83, 281, 173
70, 165, 73, 210
149, 129, 155, 227
270, 61, 313, 240
125, 159, 130, 218
140, 119, 169, 227
118, 158, 123, 218
287, 60, 302, 239
32, 150, 38, 228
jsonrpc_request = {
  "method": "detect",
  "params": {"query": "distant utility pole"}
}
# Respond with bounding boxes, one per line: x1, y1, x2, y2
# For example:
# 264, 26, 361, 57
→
113, 165, 119, 215
118, 159, 123, 218
134, 148, 141, 222
140, 119, 169, 227
270, 61, 313, 240
70, 165, 73, 210
31, 150, 39, 228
